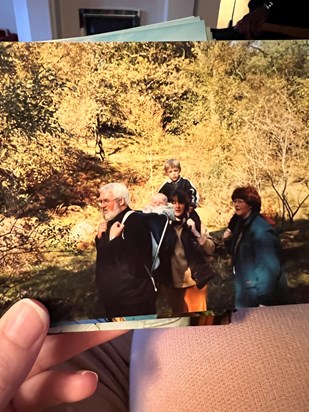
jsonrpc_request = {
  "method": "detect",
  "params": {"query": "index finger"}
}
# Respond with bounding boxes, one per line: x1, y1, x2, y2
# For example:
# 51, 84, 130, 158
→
29, 329, 128, 377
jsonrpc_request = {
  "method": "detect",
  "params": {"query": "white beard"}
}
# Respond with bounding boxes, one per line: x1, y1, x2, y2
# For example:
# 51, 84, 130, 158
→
103, 203, 122, 222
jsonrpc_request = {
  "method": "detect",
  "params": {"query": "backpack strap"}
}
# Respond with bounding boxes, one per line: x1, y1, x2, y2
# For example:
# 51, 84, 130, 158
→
121, 210, 135, 239
150, 214, 169, 274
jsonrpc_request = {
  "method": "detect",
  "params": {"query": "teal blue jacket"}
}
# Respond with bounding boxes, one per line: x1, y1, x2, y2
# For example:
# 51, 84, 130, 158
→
226, 212, 291, 307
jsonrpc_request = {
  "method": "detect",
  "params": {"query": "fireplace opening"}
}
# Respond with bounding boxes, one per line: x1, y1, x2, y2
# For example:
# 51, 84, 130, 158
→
79, 9, 141, 36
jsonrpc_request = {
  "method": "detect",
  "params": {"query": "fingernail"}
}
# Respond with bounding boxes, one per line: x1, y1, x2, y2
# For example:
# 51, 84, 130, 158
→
78, 370, 99, 383
3, 299, 49, 349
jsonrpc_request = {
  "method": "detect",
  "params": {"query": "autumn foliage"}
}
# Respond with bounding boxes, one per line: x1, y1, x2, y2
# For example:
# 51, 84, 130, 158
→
0, 41, 308, 313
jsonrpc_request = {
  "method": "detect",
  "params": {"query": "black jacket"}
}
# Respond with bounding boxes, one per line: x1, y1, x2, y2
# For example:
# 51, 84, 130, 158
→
95, 207, 156, 317
158, 176, 199, 208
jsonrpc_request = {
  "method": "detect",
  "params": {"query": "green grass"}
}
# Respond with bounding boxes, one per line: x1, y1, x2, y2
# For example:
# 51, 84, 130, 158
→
0, 250, 104, 322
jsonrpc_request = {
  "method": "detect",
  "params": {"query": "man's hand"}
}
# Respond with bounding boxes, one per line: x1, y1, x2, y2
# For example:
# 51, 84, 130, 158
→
0, 299, 127, 412
109, 222, 125, 241
234, 7, 270, 39
97, 221, 108, 239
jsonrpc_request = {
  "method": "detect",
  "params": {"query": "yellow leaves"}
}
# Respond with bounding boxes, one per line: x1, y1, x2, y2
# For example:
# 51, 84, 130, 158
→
1, 40, 308, 227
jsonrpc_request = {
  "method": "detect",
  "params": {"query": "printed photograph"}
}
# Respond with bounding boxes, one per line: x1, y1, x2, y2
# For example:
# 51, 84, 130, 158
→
0, 40, 308, 331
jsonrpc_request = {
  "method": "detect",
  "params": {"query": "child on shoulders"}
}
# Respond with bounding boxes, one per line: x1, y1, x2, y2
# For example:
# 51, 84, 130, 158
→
158, 159, 199, 212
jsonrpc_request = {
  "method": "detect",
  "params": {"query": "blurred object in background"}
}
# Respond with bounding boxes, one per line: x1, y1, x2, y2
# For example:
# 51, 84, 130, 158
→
211, 0, 309, 40
0, 28, 18, 41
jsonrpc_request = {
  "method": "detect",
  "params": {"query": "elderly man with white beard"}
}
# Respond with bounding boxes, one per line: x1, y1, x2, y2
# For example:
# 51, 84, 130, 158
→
95, 182, 156, 317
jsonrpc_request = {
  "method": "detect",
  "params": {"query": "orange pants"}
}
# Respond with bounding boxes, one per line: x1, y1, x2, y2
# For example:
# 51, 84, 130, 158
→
166, 285, 207, 314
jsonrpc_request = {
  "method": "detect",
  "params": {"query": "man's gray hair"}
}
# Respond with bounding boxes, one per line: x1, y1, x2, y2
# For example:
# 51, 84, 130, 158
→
99, 183, 130, 205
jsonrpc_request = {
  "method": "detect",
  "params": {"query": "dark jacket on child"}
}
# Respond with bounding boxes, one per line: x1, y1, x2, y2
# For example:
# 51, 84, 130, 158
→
158, 176, 199, 208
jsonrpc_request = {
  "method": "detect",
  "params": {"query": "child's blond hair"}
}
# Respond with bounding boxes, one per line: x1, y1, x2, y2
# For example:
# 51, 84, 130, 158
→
164, 158, 181, 173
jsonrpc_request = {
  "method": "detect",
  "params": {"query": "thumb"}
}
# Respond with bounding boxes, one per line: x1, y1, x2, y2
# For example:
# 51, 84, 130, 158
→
0, 299, 49, 411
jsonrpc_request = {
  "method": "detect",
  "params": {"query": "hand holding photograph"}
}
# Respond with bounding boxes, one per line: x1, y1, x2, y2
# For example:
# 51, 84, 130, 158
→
0, 40, 308, 332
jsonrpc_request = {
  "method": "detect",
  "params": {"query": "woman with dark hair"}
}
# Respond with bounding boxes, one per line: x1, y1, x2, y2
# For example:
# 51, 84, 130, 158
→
223, 185, 292, 307
162, 189, 216, 313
